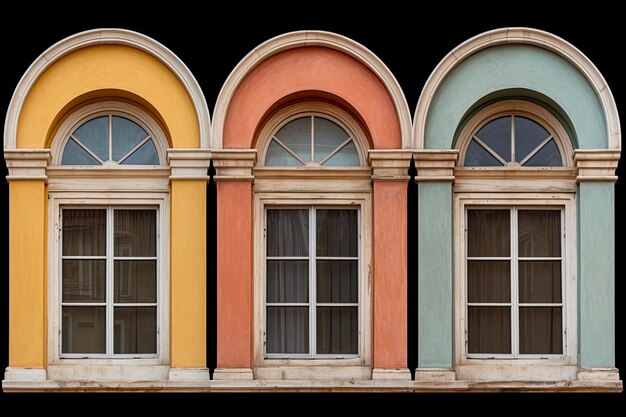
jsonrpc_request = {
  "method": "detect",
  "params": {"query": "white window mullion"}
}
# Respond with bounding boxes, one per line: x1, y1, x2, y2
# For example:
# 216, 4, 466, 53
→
108, 115, 113, 162
511, 115, 516, 162
106, 207, 114, 357
561, 208, 567, 355
511, 207, 519, 358
309, 207, 316, 356
310, 116, 315, 163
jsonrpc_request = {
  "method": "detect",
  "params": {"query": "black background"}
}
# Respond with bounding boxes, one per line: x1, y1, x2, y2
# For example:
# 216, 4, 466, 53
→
0, 2, 624, 409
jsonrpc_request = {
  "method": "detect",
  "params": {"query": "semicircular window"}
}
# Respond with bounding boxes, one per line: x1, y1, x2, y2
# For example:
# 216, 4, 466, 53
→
61, 115, 160, 165
265, 116, 360, 167
464, 116, 562, 167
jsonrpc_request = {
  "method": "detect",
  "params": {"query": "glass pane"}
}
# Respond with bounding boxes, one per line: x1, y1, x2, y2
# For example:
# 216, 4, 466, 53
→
467, 210, 510, 257
316, 209, 358, 257
515, 116, 550, 162
323, 141, 360, 166
274, 117, 311, 163
314, 117, 350, 161
62, 260, 106, 302
524, 139, 563, 167
121, 139, 159, 165
72, 116, 109, 161
518, 210, 560, 257
317, 260, 358, 303
266, 209, 308, 257
467, 306, 511, 354
266, 306, 308, 354
316, 307, 358, 355
114, 210, 157, 257
62, 306, 106, 354
519, 261, 562, 303
61, 138, 100, 165
63, 209, 106, 256
519, 307, 562, 354
266, 260, 308, 303
467, 261, 510, 303
114, 260, 157, 303
112, 116, 148, 161
464, 140, 503, 167
265, 140, 304, 166
475, 116, 511, 162
114, 307, 157, 354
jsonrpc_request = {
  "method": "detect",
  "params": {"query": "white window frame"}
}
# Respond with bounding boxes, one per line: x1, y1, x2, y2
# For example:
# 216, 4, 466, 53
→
264, 206, 361, 360
48, 193, 170, 380
49, 100, 168, 166
454, 193, 577, 379
59, 205, 160, 360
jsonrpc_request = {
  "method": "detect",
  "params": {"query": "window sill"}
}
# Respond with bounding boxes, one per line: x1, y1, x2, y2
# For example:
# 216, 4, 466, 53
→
455, 363, 577, 381
46, 364, 169, 381
254, 365, 372, 380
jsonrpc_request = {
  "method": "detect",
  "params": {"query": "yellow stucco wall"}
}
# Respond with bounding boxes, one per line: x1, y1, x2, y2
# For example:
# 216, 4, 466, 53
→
17, 44, 200, 149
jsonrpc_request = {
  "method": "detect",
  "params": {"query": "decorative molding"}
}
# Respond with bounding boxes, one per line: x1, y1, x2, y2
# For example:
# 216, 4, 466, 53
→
253, 167, 372, 193
4, 28, 211, 150
3, 367, 47, 381
368, 150, 412, 181
167, 148, 211, 181
414, 27, 621, 150
413, 150, 459, 181
168, 368, 210, 381
212, 30, 412, 149
414, 368, 456, 382
4, 149, 50, 181
212, 368, 254, 380
454, 167, 578, 193
372, 368, 412, 381
574, 149, 620, 182
211, 149, 256, 181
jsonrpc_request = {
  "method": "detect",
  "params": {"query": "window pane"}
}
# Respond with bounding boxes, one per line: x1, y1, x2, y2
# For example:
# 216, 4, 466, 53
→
62, 260, 106, 302
266, 209, 308, 257
61, 138, 101, 165
114, 260, 157, 303
266, 260, 308, 303
519, 307, 562, 354
464, 140, 503, 167
112, 116, 148, 161
274, 117, 311, 163
316, 307, 358, 354
121, 139, 159, 165
323, 141, 360, 166
524, 139, 562, 167
519, 261, 561, 303
114, 307, 157, 354
114, 210, 156, 257
468, 306, 511, 354
314, 117, 350, 161
475, 116, 511, 162
316, 209, 357, 257
63, 209, 106, 256
518, 210, 560, 257
467, 210, 510, 257
266, 306, 308, 354
467, 261, 510, 303
62, 307, 106, 354
515, 116, 550, 162
317, 260, 358, 303
265, 140, 304, 166
72, 116, 109, 161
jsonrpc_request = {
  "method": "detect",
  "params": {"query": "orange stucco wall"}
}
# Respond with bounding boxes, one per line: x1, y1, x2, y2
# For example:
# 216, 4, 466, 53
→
222, 47, 402, 150
217, 181, 253, 368
373, 181, 407, 368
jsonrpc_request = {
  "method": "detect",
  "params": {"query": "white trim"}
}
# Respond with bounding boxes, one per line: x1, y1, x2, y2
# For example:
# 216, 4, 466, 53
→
414, 27, 621, 150
4, 28, 210, 150
212, 30, 412, 150
50, 101, 168, 167
47, 194, 170, 380
453, 193, 577, 381
456, 100, 574, 167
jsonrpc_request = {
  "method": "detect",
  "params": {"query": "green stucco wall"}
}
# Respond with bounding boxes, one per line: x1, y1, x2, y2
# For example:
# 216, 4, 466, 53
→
424, 44, 606, 150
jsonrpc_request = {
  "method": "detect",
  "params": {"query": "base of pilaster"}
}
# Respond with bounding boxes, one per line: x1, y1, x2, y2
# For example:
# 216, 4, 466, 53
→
414, 368, 456, 382
168, 368, 210, 381
372, 368, 412, 380
212, 368, 254, 380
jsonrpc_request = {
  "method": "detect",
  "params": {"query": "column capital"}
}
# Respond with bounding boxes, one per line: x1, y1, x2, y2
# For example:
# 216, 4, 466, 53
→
211, 149, 257, 181
574, 149, 620, 183
413, 150, 459, 182
167, 148, 211, 181
368, 150, 412, 181
4, 149, 50, 182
